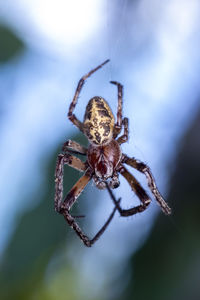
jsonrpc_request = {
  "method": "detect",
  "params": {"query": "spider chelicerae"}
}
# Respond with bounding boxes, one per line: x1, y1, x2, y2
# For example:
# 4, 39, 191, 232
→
55, 59, 171, 247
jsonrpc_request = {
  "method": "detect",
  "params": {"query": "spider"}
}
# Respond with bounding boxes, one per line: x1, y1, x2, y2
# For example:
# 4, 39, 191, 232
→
55, 59, 171, 247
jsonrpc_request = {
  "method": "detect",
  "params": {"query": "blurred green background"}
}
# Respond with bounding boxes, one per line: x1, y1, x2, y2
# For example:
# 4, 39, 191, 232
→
0, 1, 200, 299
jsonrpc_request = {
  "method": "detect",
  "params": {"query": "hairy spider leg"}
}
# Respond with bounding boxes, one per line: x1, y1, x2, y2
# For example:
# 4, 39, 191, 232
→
110, 81, 123, 138
68, 59, 110, 132
55, 152, 121, 247
62, 140, 87, 155
107, 166, 151, 216
60, 170, 91, 213
55, 153, 87, 212
62, 194, 121, 247
122, 155, 171, 215
117, 117, 129, 145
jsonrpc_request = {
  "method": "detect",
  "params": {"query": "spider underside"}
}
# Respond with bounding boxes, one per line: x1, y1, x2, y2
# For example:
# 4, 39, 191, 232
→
55, 59, 171, 247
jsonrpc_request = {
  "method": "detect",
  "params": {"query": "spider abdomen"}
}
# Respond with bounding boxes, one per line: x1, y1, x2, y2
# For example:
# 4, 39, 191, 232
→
87, 139, 121, 179
83, 97, 115, 145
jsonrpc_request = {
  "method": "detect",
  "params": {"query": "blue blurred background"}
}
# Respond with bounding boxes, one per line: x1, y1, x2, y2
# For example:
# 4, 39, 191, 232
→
0, 0, 200, 299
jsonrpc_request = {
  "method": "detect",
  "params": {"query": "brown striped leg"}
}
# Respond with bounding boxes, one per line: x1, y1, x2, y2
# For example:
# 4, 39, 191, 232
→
107, 166, 151, 217
54, 153, 87, 212
59, 172, 121, 247
122, 155, 171, 215
68, 59, 110, 131
110, 81, 123, 138
117, 117, 129, 145
58, 171, 91, 246
55, 154, 120, 247
62, 140, 87, 155
60, 170, 92, 213
62, 196, 121, 247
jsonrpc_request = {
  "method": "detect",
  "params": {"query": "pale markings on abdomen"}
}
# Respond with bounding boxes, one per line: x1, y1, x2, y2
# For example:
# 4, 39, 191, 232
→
83, 97, 115, 145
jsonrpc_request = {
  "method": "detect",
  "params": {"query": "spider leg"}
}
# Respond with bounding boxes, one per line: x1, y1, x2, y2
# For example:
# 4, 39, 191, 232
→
57, 170, 121, 247
110, 81, 123, 138
55, 153, 87, 212
117, 117, 129, 145
62, 140, 87, 155
58, 170, 91, 245
61, 194, 121, 247
122, 155, 171, 215
107, 166, 151, 217
59, 170, 92, 213
55, 153, 121, 247
68, 59, 110, 132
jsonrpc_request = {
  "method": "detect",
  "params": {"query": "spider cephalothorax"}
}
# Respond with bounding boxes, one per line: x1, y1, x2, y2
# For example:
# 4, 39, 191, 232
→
55, 59, 171, 247
87, 139, 122, 189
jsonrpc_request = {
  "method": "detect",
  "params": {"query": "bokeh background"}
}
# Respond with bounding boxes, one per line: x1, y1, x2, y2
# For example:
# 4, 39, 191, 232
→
0, 0, 200, 299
